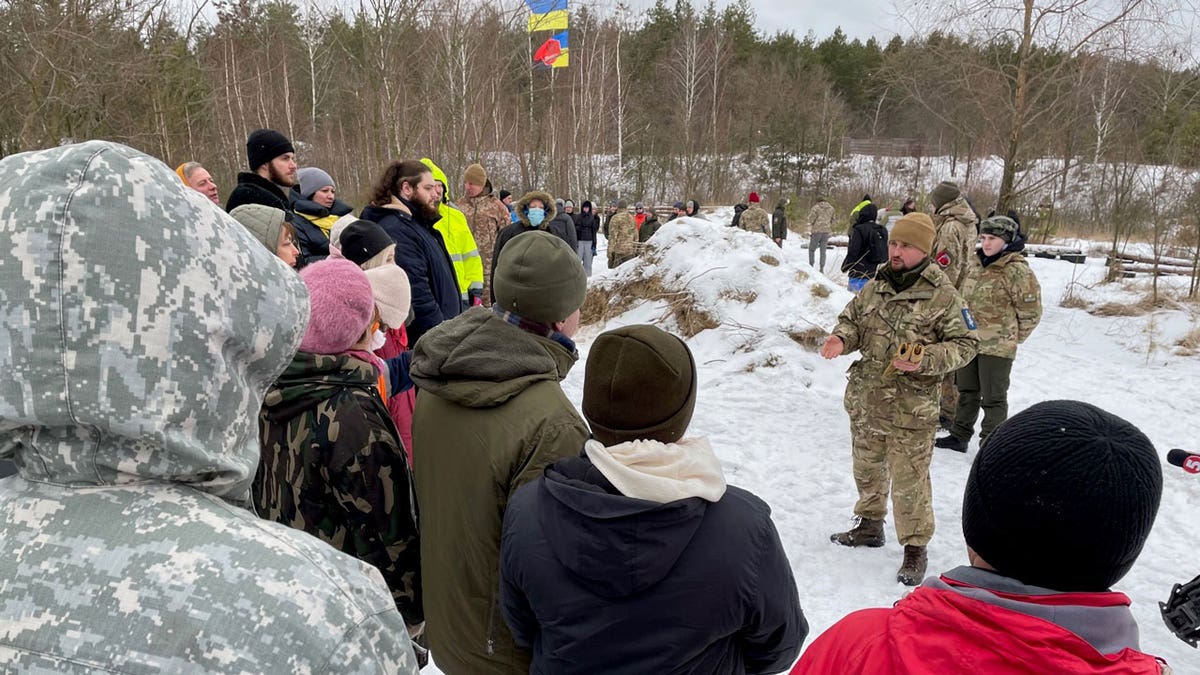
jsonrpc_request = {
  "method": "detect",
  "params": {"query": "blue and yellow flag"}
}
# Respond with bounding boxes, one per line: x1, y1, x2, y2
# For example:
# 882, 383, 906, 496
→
533, 31, 569, 69
526, 0, 568, 33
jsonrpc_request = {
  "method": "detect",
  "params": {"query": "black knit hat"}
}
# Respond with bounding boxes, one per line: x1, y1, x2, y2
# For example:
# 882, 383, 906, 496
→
962, 400, 1162, 592
246, 129, 295, 171
583, 325, 697, 446
339, 219, 394, 266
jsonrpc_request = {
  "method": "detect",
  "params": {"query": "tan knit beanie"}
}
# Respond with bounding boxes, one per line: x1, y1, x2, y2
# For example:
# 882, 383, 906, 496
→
463, 163, 487, 188
890, 212, 936, 254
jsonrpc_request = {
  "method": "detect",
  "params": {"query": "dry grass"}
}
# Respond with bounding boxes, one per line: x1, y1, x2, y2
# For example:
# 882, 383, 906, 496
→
811, 284, 831, 299
743, 353, 783, 372
1176, 327, 1200, 356
718, 289, 759, 304
795, 270, 809, 283
1089, 293, 1178, 317
1059, 293, 1089, 310
581, 271, 718, 337
759, 255, 780, 267
785, 326, 827, 349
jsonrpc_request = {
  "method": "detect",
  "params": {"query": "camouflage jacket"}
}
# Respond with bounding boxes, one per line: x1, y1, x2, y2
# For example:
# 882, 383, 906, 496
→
962, 250, 1043, 359
932, 196, 979, 291
740, 205, 770, 235
255, 352, 422, 625
457, 192, 511, 281
608, 211, 638, 259
833, 262, 978, 429
0, 141, 417, 674
806, 200, 836, 234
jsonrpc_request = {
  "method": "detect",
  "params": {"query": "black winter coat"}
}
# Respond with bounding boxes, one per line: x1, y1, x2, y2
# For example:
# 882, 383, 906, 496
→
843, 217, 886, 280
638, 214, 661, 243
548, 212, 579, 251
500, 454, 807, 675
360, 202, 460, 346
225, 172, 292, 213
289, 193, 353, 268
772, 206, 788, 239
575, 205, 600, 242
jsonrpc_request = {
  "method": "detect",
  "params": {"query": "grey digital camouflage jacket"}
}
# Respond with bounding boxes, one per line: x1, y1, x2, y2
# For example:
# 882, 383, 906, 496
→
0, 141, 419, 674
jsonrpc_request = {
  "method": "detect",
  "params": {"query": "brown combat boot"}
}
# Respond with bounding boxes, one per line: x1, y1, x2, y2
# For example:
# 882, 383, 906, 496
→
896, 545, 928, 586
830, 517, 885, 547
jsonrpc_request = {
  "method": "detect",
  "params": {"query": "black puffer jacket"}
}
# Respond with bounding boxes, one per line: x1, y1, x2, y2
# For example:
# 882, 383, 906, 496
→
500, 454, 807, 675
289, 193, 353, 268
575, 201, 600, 242
225, 172, 292, 213
842, 204, 884, 280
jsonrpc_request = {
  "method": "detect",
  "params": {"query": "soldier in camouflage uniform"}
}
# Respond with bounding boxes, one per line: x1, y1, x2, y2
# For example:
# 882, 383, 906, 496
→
937, 216, 1042, 452
457, 163, 510, 306
0, 141, 418, 673
608, 199, 638, 268
739, 192, 770, 236
929, 180, 981, 426
806, 196, 836, 271
821, 211, 978, 586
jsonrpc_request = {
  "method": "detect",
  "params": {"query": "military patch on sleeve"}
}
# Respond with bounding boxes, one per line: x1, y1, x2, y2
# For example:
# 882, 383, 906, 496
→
962, 307, 977, 330
935, 250, 951, 268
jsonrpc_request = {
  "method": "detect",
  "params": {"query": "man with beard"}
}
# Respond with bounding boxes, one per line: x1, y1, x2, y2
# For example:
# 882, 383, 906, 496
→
360, 160, 460, 346
226, 129, 298, 213
820, 212, 977, 587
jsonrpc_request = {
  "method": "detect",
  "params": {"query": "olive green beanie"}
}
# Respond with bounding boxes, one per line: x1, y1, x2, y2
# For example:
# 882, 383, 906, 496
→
930, 180, 961, 209
583, 325, 698, 446
493, 230, 587, 324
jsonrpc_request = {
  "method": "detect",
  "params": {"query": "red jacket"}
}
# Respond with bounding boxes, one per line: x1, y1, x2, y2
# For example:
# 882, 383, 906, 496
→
794, 573, 1167, 675
375, 326, 416, 464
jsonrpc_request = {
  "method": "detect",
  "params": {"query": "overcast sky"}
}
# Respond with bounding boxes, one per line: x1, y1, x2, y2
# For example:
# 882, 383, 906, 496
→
617, 0, 910, 43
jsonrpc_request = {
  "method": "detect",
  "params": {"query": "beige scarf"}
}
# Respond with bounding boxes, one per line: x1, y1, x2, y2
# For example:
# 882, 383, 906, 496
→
584, 437, 727, 504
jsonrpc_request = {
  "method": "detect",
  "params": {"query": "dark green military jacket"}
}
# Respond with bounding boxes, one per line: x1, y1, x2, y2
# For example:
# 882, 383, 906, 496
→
410, 307, 589, 674
254, 352, 422, 625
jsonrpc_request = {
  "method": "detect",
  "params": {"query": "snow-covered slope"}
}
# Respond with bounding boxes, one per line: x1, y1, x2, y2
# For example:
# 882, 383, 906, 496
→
575, 217, 1200, 670
432, 216, 1200, 672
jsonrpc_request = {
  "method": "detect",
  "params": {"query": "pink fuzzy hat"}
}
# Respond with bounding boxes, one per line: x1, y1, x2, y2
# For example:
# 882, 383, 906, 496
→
298, 258, 375, 354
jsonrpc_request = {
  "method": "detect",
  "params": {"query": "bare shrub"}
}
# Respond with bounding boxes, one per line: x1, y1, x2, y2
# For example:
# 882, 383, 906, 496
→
811, 285, 831, 299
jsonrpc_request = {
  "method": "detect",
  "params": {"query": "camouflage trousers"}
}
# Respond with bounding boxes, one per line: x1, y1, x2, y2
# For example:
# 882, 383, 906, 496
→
849, 416, 936, 547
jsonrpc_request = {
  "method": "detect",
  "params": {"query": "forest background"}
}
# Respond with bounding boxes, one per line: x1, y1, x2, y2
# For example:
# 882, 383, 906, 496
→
5, 0, 1200, 241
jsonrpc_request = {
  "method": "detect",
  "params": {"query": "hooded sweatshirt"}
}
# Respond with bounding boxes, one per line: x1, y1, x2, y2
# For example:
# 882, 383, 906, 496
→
795, 566, 1168, 674
500, 448, 807, 674
0, 141, 418, 673
409, 306, 589, 674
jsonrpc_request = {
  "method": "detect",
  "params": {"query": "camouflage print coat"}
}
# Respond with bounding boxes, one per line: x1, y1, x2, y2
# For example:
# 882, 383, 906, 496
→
457, 191, 511, 303
961, 248, 1043, 359
740, 205, 770, 235
806, 200, 836, 234
255, 352, 422, 625
832, 262, 979, 430
0, 141, 417, 674
608, 211, 638, 264
932, 196, 979, 291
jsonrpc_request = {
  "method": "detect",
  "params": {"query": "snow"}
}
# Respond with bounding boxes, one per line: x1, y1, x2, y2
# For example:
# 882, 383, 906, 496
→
431, 212, 1200, 672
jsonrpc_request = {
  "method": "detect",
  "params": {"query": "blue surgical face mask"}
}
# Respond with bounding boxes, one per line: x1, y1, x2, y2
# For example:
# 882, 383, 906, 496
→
527, 207, 546, 226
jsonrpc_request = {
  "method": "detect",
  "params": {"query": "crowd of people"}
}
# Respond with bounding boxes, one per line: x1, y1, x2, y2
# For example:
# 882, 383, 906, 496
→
0, 135, 1175, 675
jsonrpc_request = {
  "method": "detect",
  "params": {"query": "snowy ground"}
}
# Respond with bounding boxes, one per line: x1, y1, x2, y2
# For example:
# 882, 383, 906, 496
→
435, 210, 1200, 672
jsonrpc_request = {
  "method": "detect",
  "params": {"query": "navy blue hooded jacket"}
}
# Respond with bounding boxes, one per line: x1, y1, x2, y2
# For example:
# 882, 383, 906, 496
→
500, 454, 807, 674
360, 202, 460, 346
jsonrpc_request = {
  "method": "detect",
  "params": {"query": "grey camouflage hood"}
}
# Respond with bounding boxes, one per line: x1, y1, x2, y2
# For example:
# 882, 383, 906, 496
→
0, 141, 309, 501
